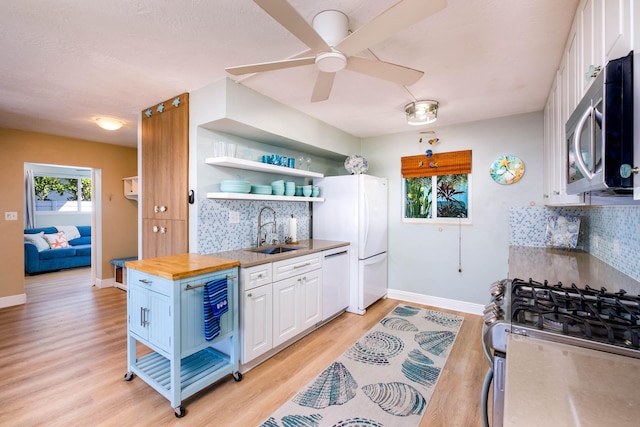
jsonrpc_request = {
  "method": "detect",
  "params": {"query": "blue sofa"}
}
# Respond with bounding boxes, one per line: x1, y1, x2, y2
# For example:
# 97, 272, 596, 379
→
24, 226, 91, 274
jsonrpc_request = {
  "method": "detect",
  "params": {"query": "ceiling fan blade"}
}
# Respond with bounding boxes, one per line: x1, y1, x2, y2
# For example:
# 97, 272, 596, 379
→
346, 56, 424, 86
255, 0, 330, 52
336, 0, 447, 56
311, 72, 336, 102
225, 56, 315, 76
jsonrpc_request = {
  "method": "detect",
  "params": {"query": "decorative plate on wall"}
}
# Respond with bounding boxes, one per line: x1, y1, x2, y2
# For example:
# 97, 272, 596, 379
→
489, 155, 525, 185
344, 155, 369, 174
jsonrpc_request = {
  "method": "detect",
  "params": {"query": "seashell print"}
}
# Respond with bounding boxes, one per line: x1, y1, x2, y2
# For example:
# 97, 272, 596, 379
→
293, 362, 357, 409
423, 310, 464, 328
402, 349, 441, 387
361, 382, 426, 417
392, 305, 420, 317
346, 331, 404, 365
259, 417, 279, 427
380, 317, 419, 332
280, 413, 322, 427
415, 330, 456, 356
334, 418, 383, 427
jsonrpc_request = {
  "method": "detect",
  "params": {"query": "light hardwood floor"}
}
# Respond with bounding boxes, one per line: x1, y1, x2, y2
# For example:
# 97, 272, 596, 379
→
0, 268, 487, 426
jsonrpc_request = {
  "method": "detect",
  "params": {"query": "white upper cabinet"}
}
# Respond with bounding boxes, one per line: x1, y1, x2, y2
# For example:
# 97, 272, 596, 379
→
579, 0, 604, 93
603, 0, 633, 62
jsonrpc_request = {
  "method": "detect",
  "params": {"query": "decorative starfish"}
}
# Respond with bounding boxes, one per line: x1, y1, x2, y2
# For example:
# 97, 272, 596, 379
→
172, 97, 181, 107
157, 103, 165, 113
144, 108, 152, 117
498, 157, 511, 168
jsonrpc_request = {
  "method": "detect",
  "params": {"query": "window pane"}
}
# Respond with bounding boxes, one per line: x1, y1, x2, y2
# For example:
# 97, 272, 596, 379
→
33, 175, 92, 212
436, 174, 468, 218
404, 176, 433, 219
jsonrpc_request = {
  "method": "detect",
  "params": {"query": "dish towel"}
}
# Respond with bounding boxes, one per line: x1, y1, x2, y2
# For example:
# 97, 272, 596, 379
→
203, 278, 228, 341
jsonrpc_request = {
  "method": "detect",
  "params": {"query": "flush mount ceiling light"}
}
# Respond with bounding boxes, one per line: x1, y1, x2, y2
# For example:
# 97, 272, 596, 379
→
405, 100, 439, 125
94, 117, 125, 131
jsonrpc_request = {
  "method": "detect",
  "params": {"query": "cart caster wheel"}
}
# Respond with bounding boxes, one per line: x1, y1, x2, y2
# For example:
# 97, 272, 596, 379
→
123, 372, 134, 381
174, 406, 186, 418
233, 371, 243, 382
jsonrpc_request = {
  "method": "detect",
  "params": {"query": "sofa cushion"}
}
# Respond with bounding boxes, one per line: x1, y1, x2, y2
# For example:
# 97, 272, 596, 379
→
25, 227, 58, 235
74, 245, 91, 257
39, 247, 77, 260
24, 232, 50, 251
69, 236, 91, 246
44, 232, 70, 249
77, 225, 91, 237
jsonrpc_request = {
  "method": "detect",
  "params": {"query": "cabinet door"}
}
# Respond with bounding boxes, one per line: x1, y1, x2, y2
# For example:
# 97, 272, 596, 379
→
128, 284, 172, 353
242, 284, 273, 363
603, 0, 632, 62
142, 218, 188, 259
579, 0, 604, 93
128, 284, 148, 339
147, 291, 172, 353
273, 276, 299, 347
299, 270, 322, 331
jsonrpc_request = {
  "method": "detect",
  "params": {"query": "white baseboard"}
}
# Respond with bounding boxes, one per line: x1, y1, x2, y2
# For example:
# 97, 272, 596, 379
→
0, 293, 27, 308
387, 288, 484, 315
95, 277, 114, 289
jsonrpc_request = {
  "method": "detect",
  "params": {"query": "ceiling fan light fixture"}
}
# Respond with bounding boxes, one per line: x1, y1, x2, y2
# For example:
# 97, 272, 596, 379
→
405, 100, 438, 125
94, 117, 125, 131
315, 50, 347, 73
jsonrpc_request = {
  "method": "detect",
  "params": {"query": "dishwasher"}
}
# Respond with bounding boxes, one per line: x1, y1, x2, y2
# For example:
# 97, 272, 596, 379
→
321, 246, 350, 321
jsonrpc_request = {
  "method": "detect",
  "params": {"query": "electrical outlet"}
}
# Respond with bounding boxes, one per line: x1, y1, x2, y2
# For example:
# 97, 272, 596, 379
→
228, 211, 240, 224
5, 212, 18, 221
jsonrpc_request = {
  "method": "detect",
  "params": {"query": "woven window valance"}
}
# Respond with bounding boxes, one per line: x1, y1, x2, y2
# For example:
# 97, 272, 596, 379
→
401, 150, 472, 178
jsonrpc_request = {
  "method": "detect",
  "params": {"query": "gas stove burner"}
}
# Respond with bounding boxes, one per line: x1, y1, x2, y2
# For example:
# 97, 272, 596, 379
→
541, 316, 582, 334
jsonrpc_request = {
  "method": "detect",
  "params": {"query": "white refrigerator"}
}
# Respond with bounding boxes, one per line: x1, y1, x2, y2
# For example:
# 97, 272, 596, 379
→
313, 174, 388, 315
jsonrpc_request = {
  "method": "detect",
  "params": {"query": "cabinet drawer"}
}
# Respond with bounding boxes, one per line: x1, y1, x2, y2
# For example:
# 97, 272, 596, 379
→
241, 263, 273, 291
128, 269, 173, 296
272, 253, 322, 282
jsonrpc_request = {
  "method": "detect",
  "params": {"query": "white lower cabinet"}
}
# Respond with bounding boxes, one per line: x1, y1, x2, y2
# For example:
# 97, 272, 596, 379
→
273, 269, 322, 347
242, 283, 273, 362
240, 251, 328, 366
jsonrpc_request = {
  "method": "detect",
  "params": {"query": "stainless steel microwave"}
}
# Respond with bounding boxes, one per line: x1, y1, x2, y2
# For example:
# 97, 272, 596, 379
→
566, 51, 634, 195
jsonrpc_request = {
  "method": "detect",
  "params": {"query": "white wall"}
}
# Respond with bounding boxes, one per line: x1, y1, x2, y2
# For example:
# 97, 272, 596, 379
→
362, 112, 544, 305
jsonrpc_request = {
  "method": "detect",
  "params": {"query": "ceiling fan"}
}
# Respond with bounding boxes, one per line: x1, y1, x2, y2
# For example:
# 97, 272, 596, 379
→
226, 0, 447, 102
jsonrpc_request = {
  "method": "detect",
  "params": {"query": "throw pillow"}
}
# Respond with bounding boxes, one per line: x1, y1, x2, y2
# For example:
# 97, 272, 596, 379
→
24, 232, 50, 252
44, 232, 70, 249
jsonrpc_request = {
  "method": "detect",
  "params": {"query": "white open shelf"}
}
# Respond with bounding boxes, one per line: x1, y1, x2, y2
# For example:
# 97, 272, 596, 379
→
206, 192, 324, 202
205, 157, 324, 179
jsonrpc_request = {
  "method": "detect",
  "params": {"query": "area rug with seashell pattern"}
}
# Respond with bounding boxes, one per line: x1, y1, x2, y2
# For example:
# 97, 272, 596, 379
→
260, 304, 463, 427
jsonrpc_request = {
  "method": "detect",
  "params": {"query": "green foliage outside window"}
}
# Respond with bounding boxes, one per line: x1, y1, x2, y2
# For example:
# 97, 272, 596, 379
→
404, 174, 469, 220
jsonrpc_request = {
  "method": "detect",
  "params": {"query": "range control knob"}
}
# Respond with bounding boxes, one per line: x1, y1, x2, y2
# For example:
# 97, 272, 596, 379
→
489, 280, 505, 298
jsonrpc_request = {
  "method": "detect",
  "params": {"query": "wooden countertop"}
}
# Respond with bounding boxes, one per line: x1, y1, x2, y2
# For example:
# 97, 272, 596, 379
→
508, 246, 640, 295
125, 253, 240, 280
208, 239, 350, 268
504, 334, 640, 427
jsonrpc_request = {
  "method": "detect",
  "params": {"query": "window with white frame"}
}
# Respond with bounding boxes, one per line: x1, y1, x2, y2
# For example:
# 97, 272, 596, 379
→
402, 150, 472, 224
34, 174, 92, 213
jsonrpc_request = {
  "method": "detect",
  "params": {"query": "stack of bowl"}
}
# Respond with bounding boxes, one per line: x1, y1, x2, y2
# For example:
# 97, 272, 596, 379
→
220, 180, 251, 193
312, 186, 320, 197
285, 181, 295, 196
271, 180, 285, 196
251, 185, 272, 195
302, 185, 313, 197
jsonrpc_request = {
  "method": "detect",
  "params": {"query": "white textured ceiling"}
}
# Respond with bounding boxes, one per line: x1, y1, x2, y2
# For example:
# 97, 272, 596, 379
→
0, 0, 578, 148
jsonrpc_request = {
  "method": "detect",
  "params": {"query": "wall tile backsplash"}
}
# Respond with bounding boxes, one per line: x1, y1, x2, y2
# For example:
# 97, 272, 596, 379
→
509, 205, 640, 282
198, 199, 310, 254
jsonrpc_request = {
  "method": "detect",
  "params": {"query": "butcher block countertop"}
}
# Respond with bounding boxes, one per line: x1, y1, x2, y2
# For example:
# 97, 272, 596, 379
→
504, 334, 640, 427
209, 239, 349, 268
508, 246, 640, 295
125, 253, 240, 280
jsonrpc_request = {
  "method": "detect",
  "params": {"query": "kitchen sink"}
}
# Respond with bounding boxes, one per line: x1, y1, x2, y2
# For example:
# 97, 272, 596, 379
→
246, 246, 302, 255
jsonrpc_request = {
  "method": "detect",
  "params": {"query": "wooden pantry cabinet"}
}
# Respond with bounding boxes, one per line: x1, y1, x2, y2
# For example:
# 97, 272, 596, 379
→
141, 93, 189, 258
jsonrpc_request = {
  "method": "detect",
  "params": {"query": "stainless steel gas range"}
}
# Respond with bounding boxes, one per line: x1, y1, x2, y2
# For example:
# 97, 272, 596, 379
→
481, 277, 640, 427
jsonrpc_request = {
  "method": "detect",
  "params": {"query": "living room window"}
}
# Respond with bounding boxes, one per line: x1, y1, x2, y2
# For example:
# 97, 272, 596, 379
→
34, 174, 92, 213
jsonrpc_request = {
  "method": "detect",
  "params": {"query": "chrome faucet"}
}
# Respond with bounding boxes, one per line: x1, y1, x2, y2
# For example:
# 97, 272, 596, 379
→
257, 206, 277, 247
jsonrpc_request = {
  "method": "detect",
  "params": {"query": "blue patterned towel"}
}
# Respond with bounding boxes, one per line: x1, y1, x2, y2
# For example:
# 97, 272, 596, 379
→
203, 278, 228, 341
